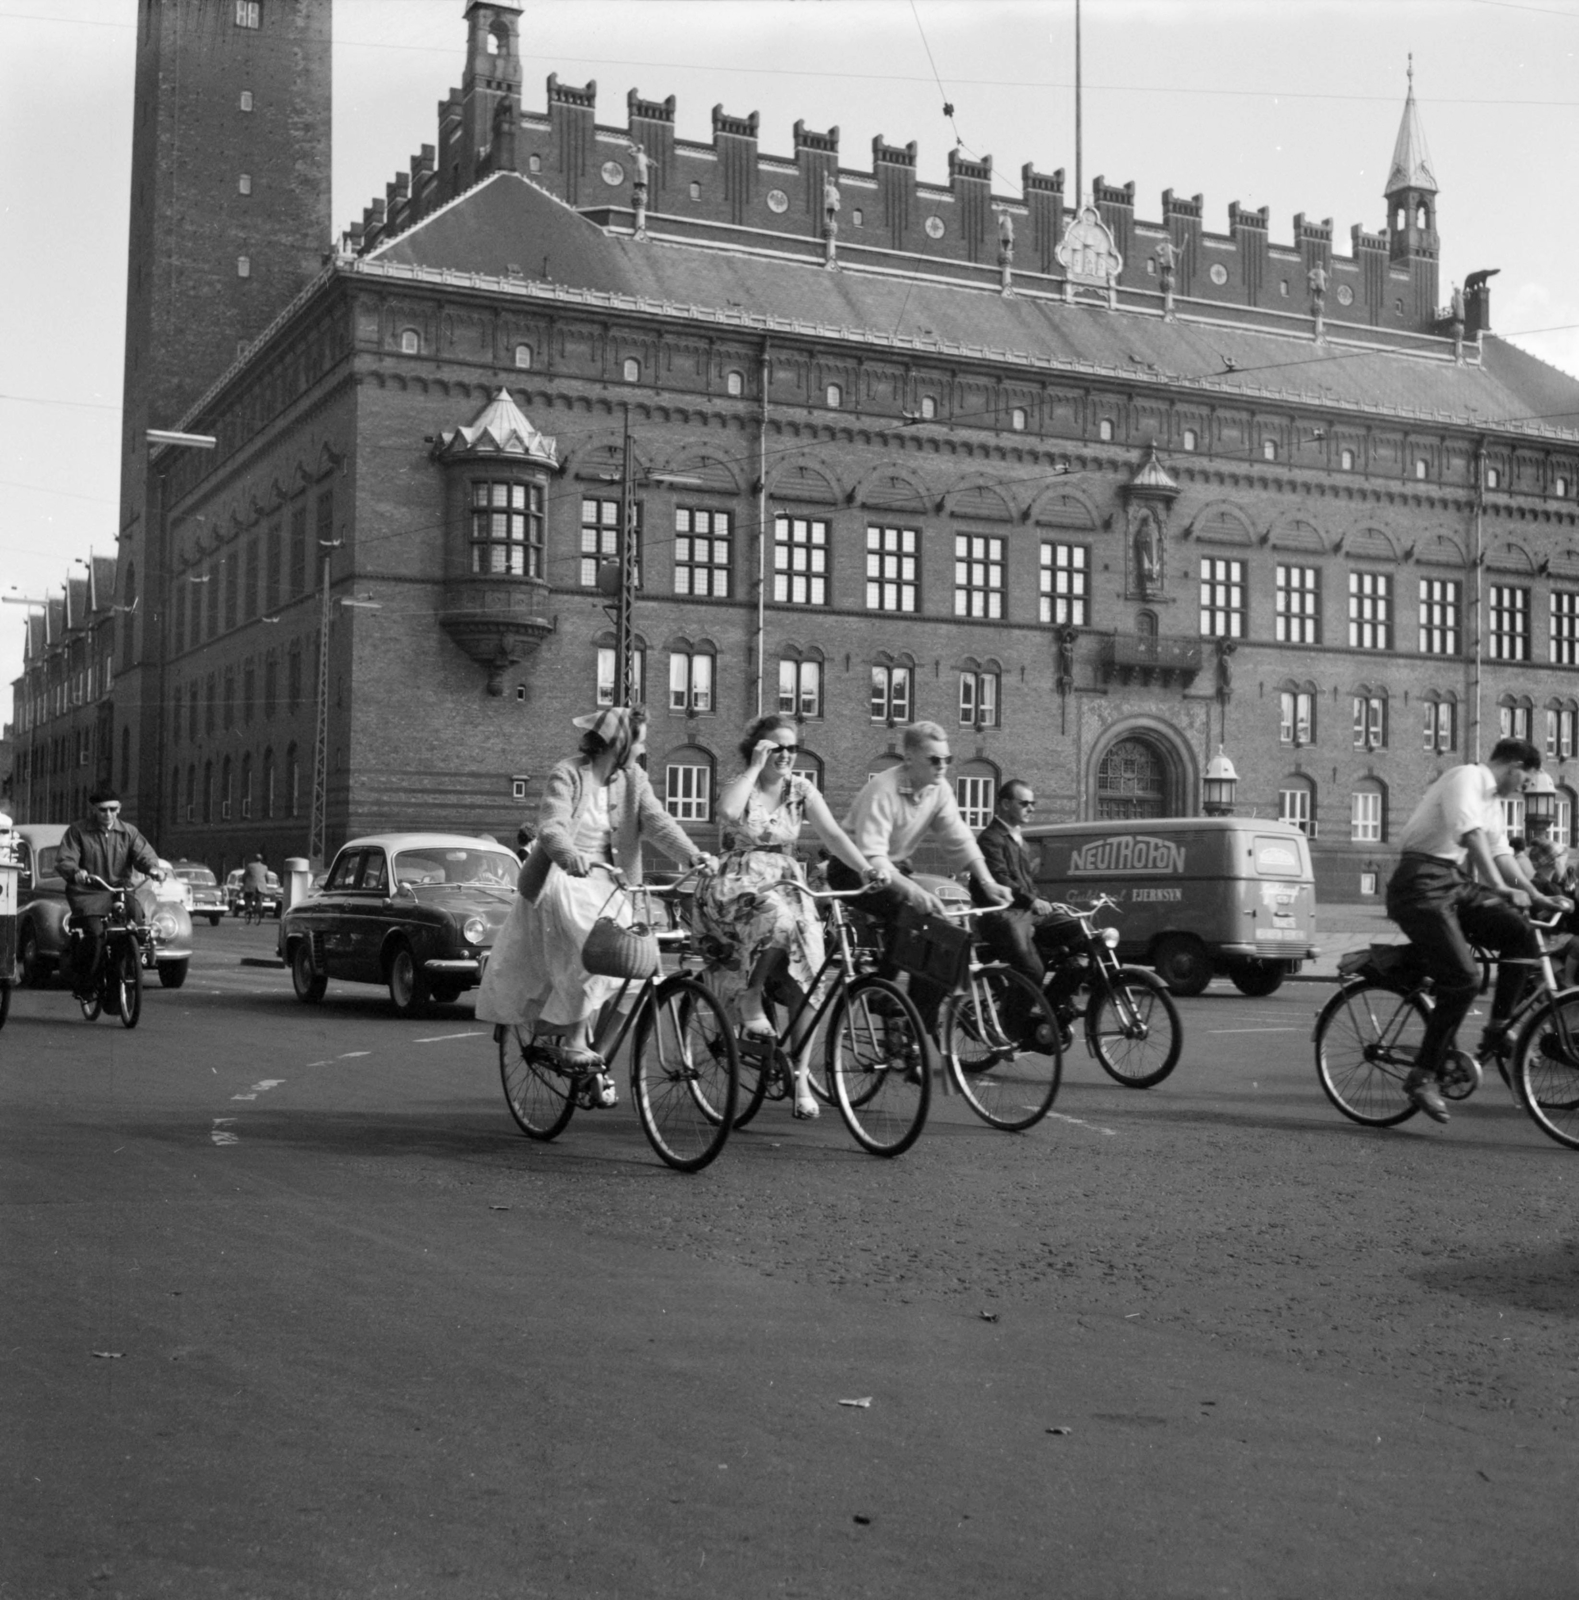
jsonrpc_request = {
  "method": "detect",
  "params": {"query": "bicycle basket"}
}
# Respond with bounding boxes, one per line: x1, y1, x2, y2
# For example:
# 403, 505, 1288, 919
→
580, 883, 660, 980
889, 905, 974, 991
1339, 942, 1427, 990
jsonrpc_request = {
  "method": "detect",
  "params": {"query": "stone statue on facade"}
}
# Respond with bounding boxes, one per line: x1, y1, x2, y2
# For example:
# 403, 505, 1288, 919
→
627, 141, 650, 240
1134, 506, 1163, 595
823, 176, 840, 267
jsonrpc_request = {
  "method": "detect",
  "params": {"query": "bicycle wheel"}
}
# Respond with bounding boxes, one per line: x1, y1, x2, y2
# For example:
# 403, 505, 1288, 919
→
1086, 967, 1181, 1088
632, 975, 738, 1172
115, 940, 142, 1030
499, 1025, 576, 1141
941, 967, 1062, 1131
1514, 992, 1579, 1151
730, 1035, 776, 1130
826, 975, 931, 1158
1313, 981, 1425, 1126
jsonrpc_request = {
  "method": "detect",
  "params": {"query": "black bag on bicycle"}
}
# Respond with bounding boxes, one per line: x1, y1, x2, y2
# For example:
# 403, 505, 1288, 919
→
1337, 941, 1429, 992
889, 906, 973, 992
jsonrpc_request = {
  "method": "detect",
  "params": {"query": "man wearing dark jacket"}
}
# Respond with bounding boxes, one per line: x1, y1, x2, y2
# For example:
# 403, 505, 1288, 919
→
56, 787, 164, 999
969, 780, 1081, 988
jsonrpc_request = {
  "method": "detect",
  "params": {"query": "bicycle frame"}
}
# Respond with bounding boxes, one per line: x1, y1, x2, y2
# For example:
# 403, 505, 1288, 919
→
1045, 894, 1148, 1036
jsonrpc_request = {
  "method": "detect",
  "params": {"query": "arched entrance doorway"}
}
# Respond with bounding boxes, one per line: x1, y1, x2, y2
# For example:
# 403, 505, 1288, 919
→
1095, 735, 1172, 819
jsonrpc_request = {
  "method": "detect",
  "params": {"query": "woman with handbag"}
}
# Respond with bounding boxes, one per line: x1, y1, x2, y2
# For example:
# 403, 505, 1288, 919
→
476, 707, 712, 1107
692, 714, 878, 1119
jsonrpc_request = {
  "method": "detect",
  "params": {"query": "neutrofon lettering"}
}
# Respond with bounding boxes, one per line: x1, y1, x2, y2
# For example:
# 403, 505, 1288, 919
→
1068, 836, 1186, 876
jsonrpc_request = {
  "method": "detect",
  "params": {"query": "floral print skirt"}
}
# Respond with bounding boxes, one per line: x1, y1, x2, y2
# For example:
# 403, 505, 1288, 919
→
692, 849, 826, 1025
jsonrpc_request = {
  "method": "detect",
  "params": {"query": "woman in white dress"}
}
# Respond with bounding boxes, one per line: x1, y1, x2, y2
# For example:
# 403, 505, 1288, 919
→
476, 707, 710, 1106
693, 715, 875, 1118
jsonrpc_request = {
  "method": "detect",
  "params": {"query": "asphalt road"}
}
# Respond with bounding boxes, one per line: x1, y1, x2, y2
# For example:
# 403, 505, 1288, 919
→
2, 920, 1576, 1599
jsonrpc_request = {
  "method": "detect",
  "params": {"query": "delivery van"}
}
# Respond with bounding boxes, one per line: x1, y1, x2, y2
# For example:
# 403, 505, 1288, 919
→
1023, 817, 1317, 996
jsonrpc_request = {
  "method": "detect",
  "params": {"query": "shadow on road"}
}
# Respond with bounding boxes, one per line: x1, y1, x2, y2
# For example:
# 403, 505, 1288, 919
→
1415, 1240, 1579, 1317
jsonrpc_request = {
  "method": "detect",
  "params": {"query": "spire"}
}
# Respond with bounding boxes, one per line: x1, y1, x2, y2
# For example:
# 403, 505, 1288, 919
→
1385, 55, 1437, 197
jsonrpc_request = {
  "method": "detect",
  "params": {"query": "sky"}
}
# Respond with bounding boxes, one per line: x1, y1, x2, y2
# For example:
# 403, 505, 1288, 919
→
4, 0, 1579, 720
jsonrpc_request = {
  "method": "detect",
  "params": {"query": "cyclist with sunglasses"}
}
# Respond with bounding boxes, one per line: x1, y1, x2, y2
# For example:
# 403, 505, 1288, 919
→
56, 786, 165, 1003
828, 722, 1013, 1027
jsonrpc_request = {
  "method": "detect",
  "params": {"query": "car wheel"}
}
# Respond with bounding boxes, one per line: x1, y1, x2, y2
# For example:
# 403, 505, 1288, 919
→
159, 960, 190, 990
387, 943, 430, 1017
208, 915, 222, 927
1152, 934, 1213, 997
18, 924, 44, 987
430, 980, 464, 1005
291, 940, 327, 1004
1228, 958, 1285, 997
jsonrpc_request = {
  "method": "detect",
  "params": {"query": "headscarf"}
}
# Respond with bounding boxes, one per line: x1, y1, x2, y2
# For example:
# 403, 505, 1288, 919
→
572, 706, 646, 771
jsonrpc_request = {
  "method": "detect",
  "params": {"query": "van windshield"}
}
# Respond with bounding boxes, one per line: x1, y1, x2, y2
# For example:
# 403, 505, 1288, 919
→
1252, 836, 1305, 878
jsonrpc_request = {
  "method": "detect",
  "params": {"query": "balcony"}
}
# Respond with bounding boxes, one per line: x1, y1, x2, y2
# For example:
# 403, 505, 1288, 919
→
1099, 634, 1203, 688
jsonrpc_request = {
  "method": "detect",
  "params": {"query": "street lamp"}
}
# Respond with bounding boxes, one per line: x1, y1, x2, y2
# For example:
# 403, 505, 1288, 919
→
1524, 768, 1558, 827
1203, 746, 1239, 816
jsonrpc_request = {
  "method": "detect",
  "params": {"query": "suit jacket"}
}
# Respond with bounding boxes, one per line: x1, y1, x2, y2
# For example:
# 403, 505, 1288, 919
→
971, 815, 1039, 911
516, 756, 701, 903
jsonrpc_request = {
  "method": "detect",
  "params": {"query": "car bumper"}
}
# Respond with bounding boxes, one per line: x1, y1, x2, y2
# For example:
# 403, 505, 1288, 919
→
155, 948, 193, 963
425, 957, 482, 973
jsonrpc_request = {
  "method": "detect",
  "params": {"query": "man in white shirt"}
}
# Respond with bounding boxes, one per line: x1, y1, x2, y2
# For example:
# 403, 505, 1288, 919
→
1386, 737, 1567, 1121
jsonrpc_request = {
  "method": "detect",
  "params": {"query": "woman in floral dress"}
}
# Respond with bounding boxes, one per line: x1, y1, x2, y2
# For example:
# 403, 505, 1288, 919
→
694, 715, 875, 1118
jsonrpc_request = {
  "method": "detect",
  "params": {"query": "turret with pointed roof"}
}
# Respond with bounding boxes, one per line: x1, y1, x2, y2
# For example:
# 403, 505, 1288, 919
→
1384, 58, 1440, 319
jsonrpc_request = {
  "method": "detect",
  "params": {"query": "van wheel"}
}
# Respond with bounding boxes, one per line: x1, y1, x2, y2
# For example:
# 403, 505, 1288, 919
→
1153, 934, 1212, 997
1228, 958, 1284, 997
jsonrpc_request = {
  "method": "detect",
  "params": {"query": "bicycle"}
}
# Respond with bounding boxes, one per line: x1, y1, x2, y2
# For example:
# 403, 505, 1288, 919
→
66, 874, 150, 1029
717, 881, 933, 1158
934, 905, 1064, 1131
242, 888, 267, 925
1039, 894, 1184, 1088
497, 866, 740, 1172
1312, 908, 1579, 1150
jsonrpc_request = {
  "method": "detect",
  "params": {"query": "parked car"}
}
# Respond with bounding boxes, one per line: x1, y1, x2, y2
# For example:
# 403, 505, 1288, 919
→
225, 866, 283, 917
12, 823, 193, 990
171, 859, 226, 924
279, 833, 518, 1016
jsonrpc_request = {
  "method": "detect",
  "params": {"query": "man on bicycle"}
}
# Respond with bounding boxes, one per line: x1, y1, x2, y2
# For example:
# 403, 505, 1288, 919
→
1387, 738, 1569, 1122
242, 853, 270, 918
55, 788, 165, 1002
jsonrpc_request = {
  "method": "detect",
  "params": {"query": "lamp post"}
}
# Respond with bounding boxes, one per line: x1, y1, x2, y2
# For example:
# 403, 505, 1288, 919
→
1203, 746, 1239, 816
1524, 768, 1558, 829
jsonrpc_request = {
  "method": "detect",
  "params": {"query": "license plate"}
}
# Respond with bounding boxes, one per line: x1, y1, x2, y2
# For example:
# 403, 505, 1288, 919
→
1255, 927, 1305, 942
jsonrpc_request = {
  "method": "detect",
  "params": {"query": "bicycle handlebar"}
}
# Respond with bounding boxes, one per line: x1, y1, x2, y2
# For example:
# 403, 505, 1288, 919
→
1047, 893, 1121, 920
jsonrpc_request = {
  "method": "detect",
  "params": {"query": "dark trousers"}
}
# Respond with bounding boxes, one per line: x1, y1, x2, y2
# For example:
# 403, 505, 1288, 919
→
826, 860, 949, 1028
1385, 853, 1539, 1077
72, 915, 108, 993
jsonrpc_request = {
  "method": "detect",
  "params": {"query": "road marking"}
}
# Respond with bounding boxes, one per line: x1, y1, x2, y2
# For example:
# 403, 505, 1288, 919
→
1206, 1026, 1299, 1034
305, 1060, 335, 1067
1046, 1111, 1117, 1136
338, 1051, 371, 1059
414, 1031, 486, 1044
231, 1078, 286, 1102
210, 1117, 238, 1147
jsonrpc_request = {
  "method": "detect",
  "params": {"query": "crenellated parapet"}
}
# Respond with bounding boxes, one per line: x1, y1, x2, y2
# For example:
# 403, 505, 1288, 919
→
339, 14, 1465, 339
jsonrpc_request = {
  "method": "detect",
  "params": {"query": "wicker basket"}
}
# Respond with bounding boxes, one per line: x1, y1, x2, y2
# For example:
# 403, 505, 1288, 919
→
581, 884, 660, 980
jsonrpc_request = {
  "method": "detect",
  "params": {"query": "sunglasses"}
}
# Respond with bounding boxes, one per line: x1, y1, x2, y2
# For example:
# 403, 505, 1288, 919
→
769, 743, 800, 756
93, 805, 121, 814
923, 754, 954, 768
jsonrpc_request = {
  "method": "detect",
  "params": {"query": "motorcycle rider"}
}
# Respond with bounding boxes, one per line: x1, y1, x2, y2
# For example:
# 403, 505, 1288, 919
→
55, 787, 165, 1001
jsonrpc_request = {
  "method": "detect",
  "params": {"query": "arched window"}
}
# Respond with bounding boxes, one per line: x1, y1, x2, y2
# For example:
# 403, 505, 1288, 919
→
262, 748, 275, 819
120, 725, 130, 791
202, 759, 214, 824
1499, 694, 1533, 743
1422, 692, 1457, 753
1415, 458, 1428, 480
1340, 448, 1355, 471
623, 357, 641, 383
825, 383, 843, 409
1278, 774, 1317, 837
1096, 736, 1171, 820
513, 342, 533, 369
919, 396, 937, 420
1262, 439, 1277, 461
1010, 407, 1027, 432
661, 745, 714, 822
171, 765, 181, 820
221, 755, 234, 821
121, 562, 136, 669
1181, 428, 1197, 452
1416, 203, 1429, 230
725, 370, 744, 397
186, 764, 197, 823
240, 752, 253, 819
400, 328, 420, 355
1098, 419, 1114, 442
1557, 787, 1576, 850
286, 743, 300, 818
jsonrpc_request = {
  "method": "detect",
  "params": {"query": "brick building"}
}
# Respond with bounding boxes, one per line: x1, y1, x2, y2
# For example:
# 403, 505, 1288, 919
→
17, 0, 1579, 898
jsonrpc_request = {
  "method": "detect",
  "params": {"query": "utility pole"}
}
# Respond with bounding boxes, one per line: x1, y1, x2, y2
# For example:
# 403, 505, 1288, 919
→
1074, 0, 1084, 209
307, 537, 340, 865
616, 404, 638, 707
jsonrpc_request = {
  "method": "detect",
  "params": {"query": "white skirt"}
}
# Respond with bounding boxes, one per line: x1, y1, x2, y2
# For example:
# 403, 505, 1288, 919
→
474, 863, 634, 1031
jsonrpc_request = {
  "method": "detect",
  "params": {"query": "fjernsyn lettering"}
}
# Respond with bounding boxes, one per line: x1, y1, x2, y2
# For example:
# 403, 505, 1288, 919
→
1068, 835, 1186, 876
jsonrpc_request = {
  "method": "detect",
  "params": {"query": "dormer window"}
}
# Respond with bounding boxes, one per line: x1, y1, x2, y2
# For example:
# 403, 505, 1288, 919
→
1011, 408, 1027, 432
1486, 467, 1501, 490
1098, 419, 1114, 442
514, 343, 533, 370
400, 329, 420, 355
1262, 439, 1277, 461
826, 383, 843, 409
623, 357, 641, 383
920, 396, 936, 420
1341, 448, 1355, 471
1182, 428, 1198, 452
725, 370, 744, 397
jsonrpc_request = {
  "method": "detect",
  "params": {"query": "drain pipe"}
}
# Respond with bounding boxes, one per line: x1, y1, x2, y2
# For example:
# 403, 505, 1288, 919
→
1472, 436, 1486, 759
754, 338, 770, 717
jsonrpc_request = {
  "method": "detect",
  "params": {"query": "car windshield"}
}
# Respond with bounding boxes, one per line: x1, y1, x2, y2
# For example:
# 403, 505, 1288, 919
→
392, 847, 518, 888
37, 846, 59, 878
177, 867, 217, 885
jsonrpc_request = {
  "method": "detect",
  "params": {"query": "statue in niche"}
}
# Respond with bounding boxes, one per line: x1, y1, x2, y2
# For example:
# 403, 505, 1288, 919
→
626, 142, 650, 187
1216, 637, 1237, 697
1307, 261, 1328, 316
1133, 506, 1163, 595
1057, 627, 1077, 692
1153, 238, 1179, 295
997, 211, 1015, 261
1450, 281, 1465, 323
823, 177, 841, 229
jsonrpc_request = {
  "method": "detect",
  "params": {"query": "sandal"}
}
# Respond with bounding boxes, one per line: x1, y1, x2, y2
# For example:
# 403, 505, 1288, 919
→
792, 1092, 819, 1120
532, 1041, 605, 1075
741, 1016, 777, 1042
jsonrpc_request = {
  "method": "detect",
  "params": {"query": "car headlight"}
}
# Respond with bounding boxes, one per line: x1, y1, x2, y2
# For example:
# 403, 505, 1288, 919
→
463, 916, 487, 946
151, 910, 179, 943
1100, 926, 1120, 948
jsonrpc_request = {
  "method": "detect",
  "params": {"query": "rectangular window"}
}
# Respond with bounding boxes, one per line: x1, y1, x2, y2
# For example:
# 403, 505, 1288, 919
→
1547, 707, 1577, 762
263, 656, 278, 719
772, 515, 829, 606
1199, 558, 1245, 638
580, 498, 641, 588
667, 652, 714, 715
1488, 585, 1531, 662
290, 503, 308, 597
870, 664, 912, 724
955, 776, 995, 831
223, 669, 236, 730
1556, 794, 1574, 852
470, 480, 545, 576
596, 647, 646, 707
1423, 699, 1455, 752
265, 521, 282, 614
234, 0, 260, 26
1353, 695, 1386, 749
1039, 543, 1088, 626
1500, 702, 1532, 742
1275, 565, 1320, 644
953, 534, 1004, 619
866, 525, 919, 613
224, 551, 239, 632
205, 675, 216, 735
1279, 787, 1314, 837
287, 646, 302, 713
959, 671, 1000, 728
1418, 578, 1460, 655
244, 539, 259, 620
674, 507, 731, 598
1551, 591, 1579, 666
1278, 690, 1313, 745
242, 661, 255, 724
665, 765, 711, 823
1351, 790, 1383, 844
1348, 571, 1392, 650
188, 685, 199, 743
778, 659, 822, 719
